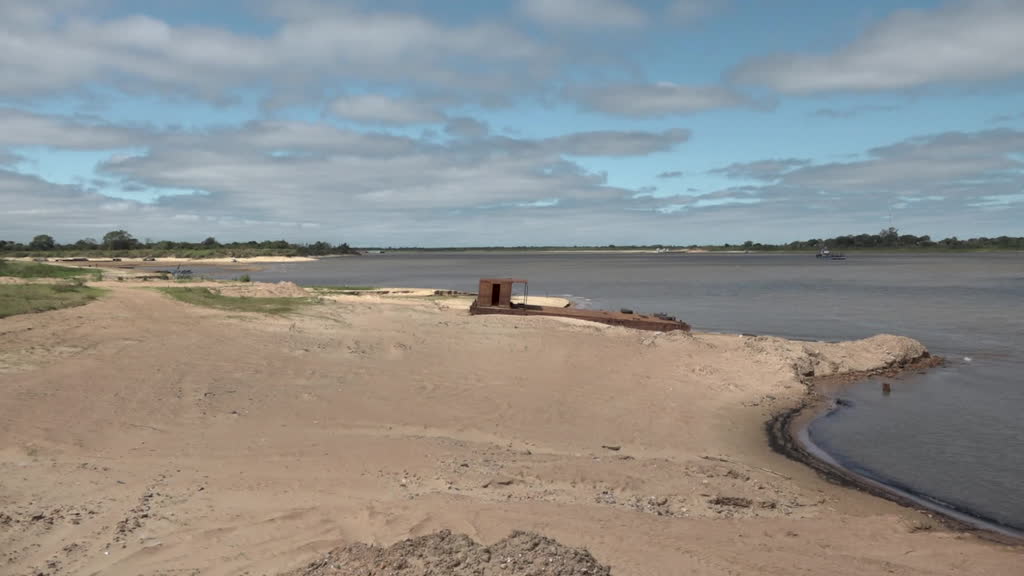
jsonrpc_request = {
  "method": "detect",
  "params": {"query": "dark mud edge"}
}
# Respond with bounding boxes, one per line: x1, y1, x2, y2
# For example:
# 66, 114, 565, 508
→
765, 352, 1023, 546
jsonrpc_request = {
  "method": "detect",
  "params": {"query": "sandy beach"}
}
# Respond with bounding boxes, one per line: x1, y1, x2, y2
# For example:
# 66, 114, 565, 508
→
1, 280, 1020, 575
10, 256, 319, 265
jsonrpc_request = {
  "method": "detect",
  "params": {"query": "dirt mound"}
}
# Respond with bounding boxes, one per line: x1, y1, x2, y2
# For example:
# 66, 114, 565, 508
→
214, 281, 310, 298
737, 333, 928, 379
284, 530, 612, 576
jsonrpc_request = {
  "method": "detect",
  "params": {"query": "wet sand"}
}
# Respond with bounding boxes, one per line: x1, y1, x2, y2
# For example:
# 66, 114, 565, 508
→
0, 281, 1020, 574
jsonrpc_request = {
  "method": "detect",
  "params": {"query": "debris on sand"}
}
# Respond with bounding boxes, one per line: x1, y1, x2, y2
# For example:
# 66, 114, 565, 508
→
283, 530, 612, 576
710, 496, 753, 508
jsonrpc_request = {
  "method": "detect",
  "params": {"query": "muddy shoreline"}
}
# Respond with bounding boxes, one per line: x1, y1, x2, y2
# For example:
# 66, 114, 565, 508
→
766, 352, 1023, 544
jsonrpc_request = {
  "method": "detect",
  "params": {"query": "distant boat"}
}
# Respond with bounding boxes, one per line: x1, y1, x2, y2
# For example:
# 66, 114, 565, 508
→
816, 245, 847, 260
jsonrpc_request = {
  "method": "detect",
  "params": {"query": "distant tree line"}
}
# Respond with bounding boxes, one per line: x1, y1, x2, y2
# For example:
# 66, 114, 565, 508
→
3, 228, 1022, 255
370, 228, 1024, 252
733, 228, 1024, 251
0, 230, 359, 258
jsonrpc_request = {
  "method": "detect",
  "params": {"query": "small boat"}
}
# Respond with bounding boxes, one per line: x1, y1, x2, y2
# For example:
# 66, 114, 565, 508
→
816, 245, 846, 260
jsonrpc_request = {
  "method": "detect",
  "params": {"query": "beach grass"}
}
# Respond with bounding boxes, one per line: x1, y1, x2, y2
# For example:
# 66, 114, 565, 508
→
0, 283, 105, 318
158, 287, 312, 314
0, 260, 102, 280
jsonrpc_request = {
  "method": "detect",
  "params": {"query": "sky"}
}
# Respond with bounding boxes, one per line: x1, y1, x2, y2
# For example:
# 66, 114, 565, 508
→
1, 0, 1023, 246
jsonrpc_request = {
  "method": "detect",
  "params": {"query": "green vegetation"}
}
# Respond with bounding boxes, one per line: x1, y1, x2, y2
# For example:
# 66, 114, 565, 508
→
729, 228, 1024, 252
158, 287, 313, 315
0, 259, 101, 280
236, 274, 251, 283
0, 284, 104, 318
6, 229, 1022, 257
372, 228, 1024, 253
1, 230, 359, 259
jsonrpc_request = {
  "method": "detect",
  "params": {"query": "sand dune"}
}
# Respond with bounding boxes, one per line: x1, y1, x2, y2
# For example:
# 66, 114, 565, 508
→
0, 284, 1018, 575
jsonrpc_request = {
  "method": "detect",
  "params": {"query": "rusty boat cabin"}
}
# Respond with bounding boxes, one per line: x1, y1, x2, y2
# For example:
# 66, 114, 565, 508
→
469, 278, 690, 333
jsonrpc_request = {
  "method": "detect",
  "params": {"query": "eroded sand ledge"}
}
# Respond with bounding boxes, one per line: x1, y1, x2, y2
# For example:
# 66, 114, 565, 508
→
0, 282, 1019, 575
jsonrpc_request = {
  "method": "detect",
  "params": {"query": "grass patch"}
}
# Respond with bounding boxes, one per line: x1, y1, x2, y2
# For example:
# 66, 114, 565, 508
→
0, 284, 105, 318
158, 287, 311, 315
311, 285, 377, 292
0, 259, 101, 280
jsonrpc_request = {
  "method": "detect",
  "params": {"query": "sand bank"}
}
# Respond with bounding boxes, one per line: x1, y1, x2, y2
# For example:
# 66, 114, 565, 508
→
0, 283, 1018, 574
7, 256, 318, 264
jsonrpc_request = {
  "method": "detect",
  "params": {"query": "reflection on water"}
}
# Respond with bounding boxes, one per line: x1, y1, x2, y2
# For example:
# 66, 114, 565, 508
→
195, 252, 1024, 529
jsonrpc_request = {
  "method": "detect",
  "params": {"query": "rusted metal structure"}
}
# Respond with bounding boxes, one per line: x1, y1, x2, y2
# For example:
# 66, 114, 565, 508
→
475, 278, 528, 308
469, 278, 690, 333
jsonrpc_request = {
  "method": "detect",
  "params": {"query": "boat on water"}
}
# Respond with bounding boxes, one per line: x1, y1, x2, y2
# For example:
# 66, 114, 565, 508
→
816, 245, 847, 261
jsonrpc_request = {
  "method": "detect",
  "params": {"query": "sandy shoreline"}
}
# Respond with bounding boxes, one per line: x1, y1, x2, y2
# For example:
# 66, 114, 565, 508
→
7, 256, 318, 264
1, 279, 1020, 574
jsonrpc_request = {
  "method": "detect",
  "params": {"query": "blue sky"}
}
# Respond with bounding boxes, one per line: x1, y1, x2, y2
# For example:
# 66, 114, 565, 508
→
1, 0, 1023, 246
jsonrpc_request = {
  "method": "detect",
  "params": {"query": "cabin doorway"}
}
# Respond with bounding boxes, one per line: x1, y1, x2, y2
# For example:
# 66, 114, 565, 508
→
490, 283, 502, 306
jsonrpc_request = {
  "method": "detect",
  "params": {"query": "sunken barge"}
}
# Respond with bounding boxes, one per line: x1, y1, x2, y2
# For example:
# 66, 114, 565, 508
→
468, 278, 690, 333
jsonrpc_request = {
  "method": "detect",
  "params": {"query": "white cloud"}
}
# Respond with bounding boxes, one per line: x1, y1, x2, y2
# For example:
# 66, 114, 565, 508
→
0, 108, 141, 149
0, 0, 552, 100
444, 117, 490, 140
571, 82, 753, 116
4, 114, 1020, 245
732, 0, 1024, 93
520, 0, 648, 29
330, 94, 444, 125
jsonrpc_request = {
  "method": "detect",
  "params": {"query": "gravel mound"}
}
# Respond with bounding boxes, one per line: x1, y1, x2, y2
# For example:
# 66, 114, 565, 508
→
283, 530, 612, 576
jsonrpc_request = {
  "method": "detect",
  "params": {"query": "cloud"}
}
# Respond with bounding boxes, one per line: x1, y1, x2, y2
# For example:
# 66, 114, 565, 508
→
779, 130, 1024, 192
550, 129, 689, 156
444, 117, 490, 140
698, 130, 1024, 232
710, 158, 812, 180
813, 104, 899, 118
519, 0, 648, 29
0, 108, 141, 149
571, 82, 754, 116
3, 114, 1022, 246
55, 118, 689, 237
732, 0, 1024, 93
0, 150, 25, 167
0, 0, 553, 100
657, 171, 684, 179
329, 94, 444, 125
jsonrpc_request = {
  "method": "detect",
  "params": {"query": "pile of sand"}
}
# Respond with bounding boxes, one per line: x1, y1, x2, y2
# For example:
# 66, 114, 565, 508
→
284, 530, 612, 576
214, 281, 310, 298
738, 333, 928, 379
